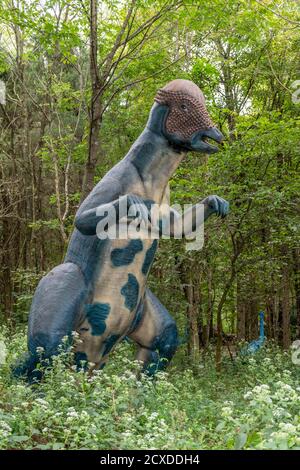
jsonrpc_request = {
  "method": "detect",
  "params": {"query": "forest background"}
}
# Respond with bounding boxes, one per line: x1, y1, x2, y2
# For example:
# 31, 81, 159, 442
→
0, 0, 300, 450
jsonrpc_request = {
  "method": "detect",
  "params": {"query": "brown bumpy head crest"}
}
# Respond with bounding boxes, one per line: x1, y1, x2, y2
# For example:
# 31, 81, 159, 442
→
154, 79, 214, 139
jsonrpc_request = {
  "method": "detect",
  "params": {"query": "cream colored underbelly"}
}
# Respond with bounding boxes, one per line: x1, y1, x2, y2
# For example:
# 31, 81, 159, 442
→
75, 238, 153, 364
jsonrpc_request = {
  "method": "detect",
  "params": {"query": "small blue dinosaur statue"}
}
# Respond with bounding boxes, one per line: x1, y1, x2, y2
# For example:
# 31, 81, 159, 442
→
14, 79, 229, 382
241, 311, 265, 355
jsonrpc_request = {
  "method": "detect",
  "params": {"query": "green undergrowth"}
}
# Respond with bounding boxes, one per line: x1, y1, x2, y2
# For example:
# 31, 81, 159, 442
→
0, 326, 299, 450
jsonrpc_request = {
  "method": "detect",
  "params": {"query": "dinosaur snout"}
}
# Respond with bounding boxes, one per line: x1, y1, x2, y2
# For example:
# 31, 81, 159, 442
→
190, 126, 224, 154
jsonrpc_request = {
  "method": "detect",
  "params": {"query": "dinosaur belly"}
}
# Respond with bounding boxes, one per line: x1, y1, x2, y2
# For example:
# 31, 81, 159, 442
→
76, 237, 158, 365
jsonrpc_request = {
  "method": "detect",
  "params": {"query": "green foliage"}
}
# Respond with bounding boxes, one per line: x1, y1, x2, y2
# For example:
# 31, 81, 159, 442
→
191, 58, 220, 99
0, 328, 300, 450
10, 270, 44, 324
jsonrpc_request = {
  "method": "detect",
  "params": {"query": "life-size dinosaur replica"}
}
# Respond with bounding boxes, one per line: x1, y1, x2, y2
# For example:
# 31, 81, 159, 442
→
15, 79, 229, 382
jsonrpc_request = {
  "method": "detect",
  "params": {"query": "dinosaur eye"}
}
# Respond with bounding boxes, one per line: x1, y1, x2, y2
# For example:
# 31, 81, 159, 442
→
180, 103, 188, 111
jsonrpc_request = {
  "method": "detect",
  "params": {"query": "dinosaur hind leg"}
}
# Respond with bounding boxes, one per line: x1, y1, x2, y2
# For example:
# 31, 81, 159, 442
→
128, 288, 178, 376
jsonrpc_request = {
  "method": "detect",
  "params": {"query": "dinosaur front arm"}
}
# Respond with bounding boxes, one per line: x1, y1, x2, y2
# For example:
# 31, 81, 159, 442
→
159, 195, 229, 238
74, 199, 120, 236
74, 194, 150, 236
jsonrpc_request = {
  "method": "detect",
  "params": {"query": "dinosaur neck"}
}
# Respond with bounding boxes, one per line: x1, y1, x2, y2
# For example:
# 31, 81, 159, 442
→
259, 316, 264, 338
127, 104, 185, 199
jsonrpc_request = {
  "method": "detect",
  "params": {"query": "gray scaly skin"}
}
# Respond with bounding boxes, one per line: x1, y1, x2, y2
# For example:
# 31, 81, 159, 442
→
14, 79, 229, 382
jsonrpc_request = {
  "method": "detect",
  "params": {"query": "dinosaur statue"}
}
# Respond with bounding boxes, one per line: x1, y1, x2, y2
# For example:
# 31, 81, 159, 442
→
241, 311, 265, 355
15, 79, 229, 382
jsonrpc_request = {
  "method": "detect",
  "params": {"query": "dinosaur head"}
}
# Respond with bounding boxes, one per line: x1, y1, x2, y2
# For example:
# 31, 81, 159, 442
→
149, 79, 223, 153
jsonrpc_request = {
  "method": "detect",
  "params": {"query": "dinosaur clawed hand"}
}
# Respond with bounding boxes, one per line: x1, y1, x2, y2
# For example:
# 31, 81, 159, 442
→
206, 195, 229, 218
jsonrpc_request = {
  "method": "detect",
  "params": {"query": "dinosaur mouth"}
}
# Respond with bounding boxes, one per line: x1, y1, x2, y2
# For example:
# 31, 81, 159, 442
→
200, 128, 224, 153
202, 136, 219, 152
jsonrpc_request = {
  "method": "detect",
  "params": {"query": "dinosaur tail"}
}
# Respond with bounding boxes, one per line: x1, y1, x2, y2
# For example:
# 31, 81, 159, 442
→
14, 262, 87, 383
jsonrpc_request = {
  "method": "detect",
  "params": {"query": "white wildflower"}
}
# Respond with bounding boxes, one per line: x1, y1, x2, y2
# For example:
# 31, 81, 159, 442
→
35, 398, 49, 408
279, 423, 296, 434
0, 421, 12, 433
221, 406, 233, 418
149, 412, 158, 421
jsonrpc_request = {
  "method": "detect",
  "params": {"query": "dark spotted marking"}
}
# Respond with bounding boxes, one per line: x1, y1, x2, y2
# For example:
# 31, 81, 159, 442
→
103, 334, 120, 356
111, 239, 143, 267
142, 239, 158, 275
85, 302, 110, 336
121, 274, 139, 311
74, 351, 88, 371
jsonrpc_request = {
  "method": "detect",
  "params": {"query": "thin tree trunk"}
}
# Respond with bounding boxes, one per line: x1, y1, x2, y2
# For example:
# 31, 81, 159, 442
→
236, 274, 246, 340
249, 295, 258, 341
186, 281, 200, 363
178, 257, 201, 364
203, 267, 213, 347
82, 0, 103, 200
293, 248, 300, 338
281, 250, 291, 349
